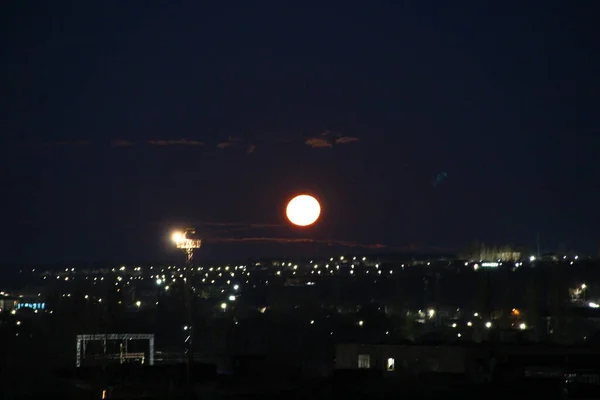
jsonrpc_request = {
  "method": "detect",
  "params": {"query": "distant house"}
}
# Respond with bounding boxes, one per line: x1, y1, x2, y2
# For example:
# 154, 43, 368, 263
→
336, 342, 600, 383
335, 343, 488, 377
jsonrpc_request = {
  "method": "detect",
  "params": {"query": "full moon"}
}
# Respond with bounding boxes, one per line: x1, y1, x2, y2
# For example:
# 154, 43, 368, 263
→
286, 195, 321, 227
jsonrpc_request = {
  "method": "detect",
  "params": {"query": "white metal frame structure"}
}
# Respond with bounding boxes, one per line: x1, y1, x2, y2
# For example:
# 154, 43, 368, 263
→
76, 333, 155, 367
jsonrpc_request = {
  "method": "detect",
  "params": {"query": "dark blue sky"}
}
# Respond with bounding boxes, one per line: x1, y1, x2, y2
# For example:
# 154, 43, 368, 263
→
1, 2, 598, 263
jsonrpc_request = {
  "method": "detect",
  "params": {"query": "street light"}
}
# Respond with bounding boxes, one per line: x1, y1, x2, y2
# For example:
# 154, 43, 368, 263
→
172, 228, 201, 388
519, 323, 527, 330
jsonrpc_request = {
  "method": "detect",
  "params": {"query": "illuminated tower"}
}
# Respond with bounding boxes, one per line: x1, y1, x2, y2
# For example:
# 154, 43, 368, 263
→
172, 228, 201, 386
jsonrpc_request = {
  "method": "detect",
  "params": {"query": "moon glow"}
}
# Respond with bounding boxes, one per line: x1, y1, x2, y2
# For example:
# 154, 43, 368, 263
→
286, 195, 321, 227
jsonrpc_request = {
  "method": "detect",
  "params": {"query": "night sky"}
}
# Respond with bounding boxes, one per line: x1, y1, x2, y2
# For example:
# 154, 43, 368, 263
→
1, 2, 598, 264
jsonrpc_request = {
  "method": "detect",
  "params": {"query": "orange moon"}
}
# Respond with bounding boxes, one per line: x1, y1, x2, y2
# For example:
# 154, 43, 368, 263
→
286, 195, 321, 227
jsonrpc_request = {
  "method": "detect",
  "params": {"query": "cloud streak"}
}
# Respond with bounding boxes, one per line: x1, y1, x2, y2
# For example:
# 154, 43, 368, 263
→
217, 136, 241, 149
200, 222, 283, 228
210, 236, 389, 249
36, 130, 358, 153
304, 137, 333, 148
335, 136, 360, 145
148, 138, 203, 146
195, 221, 284, 234
304, 130, 360, 148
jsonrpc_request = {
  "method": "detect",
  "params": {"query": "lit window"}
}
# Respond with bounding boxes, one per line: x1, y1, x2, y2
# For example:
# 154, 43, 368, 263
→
386, 357, 395, 372
358, 354, 370, 369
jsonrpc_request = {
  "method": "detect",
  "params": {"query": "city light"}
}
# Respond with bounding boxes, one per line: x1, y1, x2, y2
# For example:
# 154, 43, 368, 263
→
12, 248, 598, 372
481, 262, 499, 268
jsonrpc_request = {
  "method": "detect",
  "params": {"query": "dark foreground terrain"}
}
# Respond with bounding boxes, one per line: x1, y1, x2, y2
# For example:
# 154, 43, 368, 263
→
1, 367, 596, 400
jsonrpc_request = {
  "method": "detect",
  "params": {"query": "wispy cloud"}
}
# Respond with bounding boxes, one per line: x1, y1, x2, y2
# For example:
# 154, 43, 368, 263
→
148, 139, 203, 146
30, 130, 359, 153
217, 136, 241, 149
335, 136, 360, 145
217, 142, 234, 149
188, 221, 284, 235
304, 130, 360, 148
305, 137, 333, 148
200, 222, 283, 228
210, 236, 389, 249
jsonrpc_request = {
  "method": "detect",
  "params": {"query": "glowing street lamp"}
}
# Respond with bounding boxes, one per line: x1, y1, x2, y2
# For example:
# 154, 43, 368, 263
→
172, 232, 183, 243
